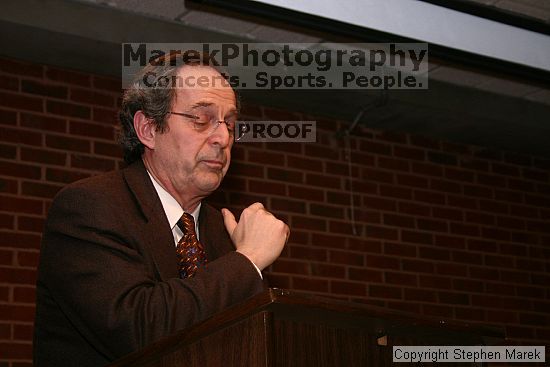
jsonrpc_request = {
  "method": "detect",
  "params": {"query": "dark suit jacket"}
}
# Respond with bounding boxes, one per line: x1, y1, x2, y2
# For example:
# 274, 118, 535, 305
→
33, 160, 264, 367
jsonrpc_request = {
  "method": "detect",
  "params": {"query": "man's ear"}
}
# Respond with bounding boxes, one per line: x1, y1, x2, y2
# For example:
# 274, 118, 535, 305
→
133, 111, 156, 150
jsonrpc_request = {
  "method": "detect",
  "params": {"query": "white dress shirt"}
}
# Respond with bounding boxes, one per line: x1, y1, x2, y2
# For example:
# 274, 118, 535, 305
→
146, 170, 263, 278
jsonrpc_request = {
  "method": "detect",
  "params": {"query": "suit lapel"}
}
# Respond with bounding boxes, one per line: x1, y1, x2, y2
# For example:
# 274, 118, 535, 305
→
122, 160, 179, 280
199, 203, 236, 261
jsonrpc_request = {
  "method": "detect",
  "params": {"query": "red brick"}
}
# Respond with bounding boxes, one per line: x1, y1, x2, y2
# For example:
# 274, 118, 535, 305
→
0, 58, 43, 78
413, 190, 445, 205
369, 285, 401, 299
453, 279, 484, 292
286, 155, 322, 171
0, 214, 14, 230
265, 141, 303, 154
20, 113, 66, 132
288, 185, 324, 202
218, 176, 246, 192
13, 287, 35, 303
507, 178, 534, 192
396, 174, 428, 188
455, 307, 485, 321
21, 181, 62, 199
309, 203, 344, 219
383, 242, 417, 257
21, 80, 67, 98
330, 250, 364, 266
0, 249, 13, 265
417, 218, 448, 232
378, 157, 409, 171
0, 196, 43, 215
0, 178, 18, 194
325, 161, 361, 176
501, 270, 530, 284
402, 230, 432, 245
380, 185, 411, 199
46, 134, 91, 153
0, 74, 18, 91
0, 109, 17, 126
468, 239, 497, 252
465, 211, 495, 226
492, 163, 520, 176
434, 235, 465, 249
228, 192, 265, 206
13, 323, 33, 341
460, 158, 489, 171
393, 146, 425, 161
46, 67, 90, 86
263, 273, 290, 289
247, 149, 285, 166
348, 238, 382, 253
422, 304, 453, 318
0, 231, 41, 249
92, 75, 120, 92
404, 288, 436, 302
70, 154, 115, 172
499, 243, 527, 256
20, 147, 66, 166
450, 223, 479, 237
304, 144, 339, 160
0, 342, 33, 359
469, 266, 499, 281
398, 202, 430, 216
445, 167, 474, 182
478, 173, 506, 186
383, 213, 415, 228
17, 251, 39, 267
0, 144, 16, 159
364, 225, 398, 240
310, 233, 345, 249
430, 178, 461, 193
402, 259, 435, 273
0, 322, 9, 338
359, 140, 392, 155
485, 282, 515, 296
419, 246, 450, 260
410, 135, 440, 150
366, 255, 399, 270
270, 198, 305, 213
506, 326, 534, 339
412, 162, 443, 177
291, 216, 326, 231
438, 291, 469, 305
45, 167, 89, 183
47, 100, 90, 119
310, 263, 345, 278
361, 168, 393, 183
385, 271, 417, 286
463, 184, 492, 198
0, 126, 42, 146
93, 141, 122, 158
438, 264, 468, 277
348, 268, 383, 282
305, 173, 341, 189
290, 246, 327, 262
419, 275, 452, 289
70, 88, 115, 107
271, 259, 309, 275
267, 167, 301, 182
293, 277, 329, 293
0, 268, 37, 284
332, 280, 366, 296
363, 196, 397, 211
69, 120, 116, 140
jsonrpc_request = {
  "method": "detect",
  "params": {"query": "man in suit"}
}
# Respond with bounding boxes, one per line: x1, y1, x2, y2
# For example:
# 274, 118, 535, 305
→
33, 54, 289, 366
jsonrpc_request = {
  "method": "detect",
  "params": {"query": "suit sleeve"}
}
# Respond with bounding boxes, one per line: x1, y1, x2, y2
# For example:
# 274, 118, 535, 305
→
39, 185, 264, 360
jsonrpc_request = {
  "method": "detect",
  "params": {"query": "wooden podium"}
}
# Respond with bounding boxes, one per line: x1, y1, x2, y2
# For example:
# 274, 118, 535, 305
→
109, 288, 503, 367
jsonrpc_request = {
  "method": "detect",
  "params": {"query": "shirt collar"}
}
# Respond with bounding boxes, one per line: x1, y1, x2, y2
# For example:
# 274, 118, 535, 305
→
146, 170, 201, 231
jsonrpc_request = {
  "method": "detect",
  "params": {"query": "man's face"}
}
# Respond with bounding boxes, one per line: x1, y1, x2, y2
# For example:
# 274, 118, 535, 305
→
148, 65, 237, 203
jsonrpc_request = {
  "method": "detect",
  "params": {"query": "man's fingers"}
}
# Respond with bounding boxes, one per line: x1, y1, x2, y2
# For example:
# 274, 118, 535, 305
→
221, 208, 237, 235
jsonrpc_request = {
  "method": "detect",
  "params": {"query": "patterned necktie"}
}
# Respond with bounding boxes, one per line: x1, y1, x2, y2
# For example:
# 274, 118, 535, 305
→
176, 213, 207, 278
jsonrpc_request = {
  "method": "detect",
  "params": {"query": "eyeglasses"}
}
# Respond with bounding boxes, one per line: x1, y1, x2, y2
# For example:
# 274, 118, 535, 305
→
168, 111, 248, 141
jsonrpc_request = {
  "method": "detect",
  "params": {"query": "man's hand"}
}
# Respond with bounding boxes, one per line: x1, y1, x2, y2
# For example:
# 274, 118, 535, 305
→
221, 203, 289, 271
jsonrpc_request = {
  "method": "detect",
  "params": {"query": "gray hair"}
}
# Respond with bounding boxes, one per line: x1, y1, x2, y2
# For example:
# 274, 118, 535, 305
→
118, 51, 237, 164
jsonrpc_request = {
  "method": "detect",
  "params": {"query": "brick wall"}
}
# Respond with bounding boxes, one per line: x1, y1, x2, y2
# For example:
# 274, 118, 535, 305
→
0, 56, 549, 365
